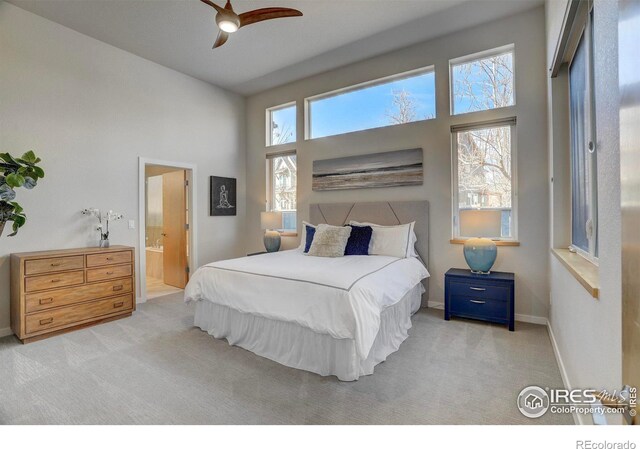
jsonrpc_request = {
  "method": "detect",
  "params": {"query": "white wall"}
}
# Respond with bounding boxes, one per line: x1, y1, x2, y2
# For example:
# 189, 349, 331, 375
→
545, 0, 622, 424
245, 7, 549, 321
0, 2, 246, 334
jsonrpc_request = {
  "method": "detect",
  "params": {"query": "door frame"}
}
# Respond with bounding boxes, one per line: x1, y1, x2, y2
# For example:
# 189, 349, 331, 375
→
138, 157, 198, 303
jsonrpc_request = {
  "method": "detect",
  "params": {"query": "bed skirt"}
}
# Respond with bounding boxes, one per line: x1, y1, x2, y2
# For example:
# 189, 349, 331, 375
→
193, 283, 424, 381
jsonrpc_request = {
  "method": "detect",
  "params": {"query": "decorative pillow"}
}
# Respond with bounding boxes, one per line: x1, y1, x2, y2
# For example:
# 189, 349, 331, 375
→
307, 224, 352, 257
344, 225, 372, 256
299, 221, 316, 252
349, 221, 416, 258
303, 224, 316, 253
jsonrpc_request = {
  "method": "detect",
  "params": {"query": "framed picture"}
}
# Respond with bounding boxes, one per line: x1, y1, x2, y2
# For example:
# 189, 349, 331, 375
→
210, 176, 237, 216
312, 148, 423, 191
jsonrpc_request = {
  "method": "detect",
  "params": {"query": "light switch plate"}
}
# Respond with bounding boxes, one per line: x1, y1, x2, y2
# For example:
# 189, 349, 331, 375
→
128, 220, 135, 230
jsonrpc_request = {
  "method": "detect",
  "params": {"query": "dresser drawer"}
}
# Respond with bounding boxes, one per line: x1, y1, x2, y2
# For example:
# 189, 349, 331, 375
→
449, 295, 508, 322
86, 264, 132, 282
25, 255, 84, 276
448, 280, 509, 302
25, 278, 133, 313
25, 270, 85, 293
86, 251, 132, 268
25, 293, 133, 334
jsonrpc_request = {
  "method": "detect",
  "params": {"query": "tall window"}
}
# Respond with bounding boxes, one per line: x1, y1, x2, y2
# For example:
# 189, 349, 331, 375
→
266, 151, 297, 232
267, 102, 296, 146
568, 10, 597, 259
450, 44, 515, 115
306, 67, 436, 139
452, 119, 517, 240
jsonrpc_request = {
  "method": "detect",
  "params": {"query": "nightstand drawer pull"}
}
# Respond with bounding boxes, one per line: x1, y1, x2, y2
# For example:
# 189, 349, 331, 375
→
469, 287, 486, 291
113, 301, 124, 308
113, 285, 123, 291
470, 300, 486, 304
39, 318, 53, 325
39, 297, 54, 305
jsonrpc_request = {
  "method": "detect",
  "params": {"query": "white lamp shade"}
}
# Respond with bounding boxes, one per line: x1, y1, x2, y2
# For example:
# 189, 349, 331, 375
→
459, 209, 502, 238
261, 211, 282, 230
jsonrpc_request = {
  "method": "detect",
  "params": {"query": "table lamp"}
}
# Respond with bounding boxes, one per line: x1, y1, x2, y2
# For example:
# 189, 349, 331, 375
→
459, 209, 501, 274
261, 211, 282, 252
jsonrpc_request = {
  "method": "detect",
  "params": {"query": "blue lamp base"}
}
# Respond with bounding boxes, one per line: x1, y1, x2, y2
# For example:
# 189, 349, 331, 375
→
263, 230, 281, 253
463, 237, 497, 274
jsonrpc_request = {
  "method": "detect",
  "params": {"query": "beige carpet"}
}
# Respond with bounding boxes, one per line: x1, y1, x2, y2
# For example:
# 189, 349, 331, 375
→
0, 293, 573, 425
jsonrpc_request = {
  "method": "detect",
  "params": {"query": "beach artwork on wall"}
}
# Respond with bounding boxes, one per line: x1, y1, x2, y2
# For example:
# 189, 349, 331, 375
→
312, 148, 423, 191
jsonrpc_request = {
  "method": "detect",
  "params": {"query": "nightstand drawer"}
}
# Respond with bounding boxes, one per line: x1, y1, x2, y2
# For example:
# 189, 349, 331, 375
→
449, 295, 508, 321
448, 280, 509, 302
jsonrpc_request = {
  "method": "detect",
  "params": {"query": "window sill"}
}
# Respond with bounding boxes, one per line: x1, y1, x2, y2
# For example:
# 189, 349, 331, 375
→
551, 248, 599, 299
449, 239, 520, 247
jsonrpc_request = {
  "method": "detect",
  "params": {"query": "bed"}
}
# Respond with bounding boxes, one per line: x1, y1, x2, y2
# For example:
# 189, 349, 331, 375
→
184, 201, 430, 381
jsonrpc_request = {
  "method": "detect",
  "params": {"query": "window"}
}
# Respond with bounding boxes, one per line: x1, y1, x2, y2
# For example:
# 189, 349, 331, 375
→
450, 44, 515, 115
266, 151, 297, 232
452, 119, 517, 240
306, 67, 435, 139
568, 9, 597, 259
267, 102, 296, 146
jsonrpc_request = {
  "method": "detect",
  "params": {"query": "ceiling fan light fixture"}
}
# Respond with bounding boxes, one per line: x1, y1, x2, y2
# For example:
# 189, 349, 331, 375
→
216, 13, 240, 33
218, 19, 239, 33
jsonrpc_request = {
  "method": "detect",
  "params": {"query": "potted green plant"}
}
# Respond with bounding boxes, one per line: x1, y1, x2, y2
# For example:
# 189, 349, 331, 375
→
0, 151, 45, 237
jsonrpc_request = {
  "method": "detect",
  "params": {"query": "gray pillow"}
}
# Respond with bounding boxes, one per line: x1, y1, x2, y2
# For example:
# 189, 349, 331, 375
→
307, 224, 352, 257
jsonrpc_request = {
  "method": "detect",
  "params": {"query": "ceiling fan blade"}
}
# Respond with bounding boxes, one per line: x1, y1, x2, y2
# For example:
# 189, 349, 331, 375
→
213, 31, 229, 49
239, 7, 303, 28
200, 0, 224, 14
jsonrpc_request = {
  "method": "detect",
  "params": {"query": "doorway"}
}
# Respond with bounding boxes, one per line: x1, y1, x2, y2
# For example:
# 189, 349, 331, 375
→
138, 158, 197, 302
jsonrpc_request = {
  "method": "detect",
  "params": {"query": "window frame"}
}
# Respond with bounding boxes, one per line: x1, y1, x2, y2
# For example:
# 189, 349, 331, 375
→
266, 101, 297, 147
304, 65, 436, 140
449, 43, 516, 116
451, 118, 518, 242
567, 8, 598, 264
266, 150, 297, 234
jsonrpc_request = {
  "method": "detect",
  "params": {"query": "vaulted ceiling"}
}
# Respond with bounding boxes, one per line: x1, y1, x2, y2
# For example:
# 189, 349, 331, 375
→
8, 0, 542, 95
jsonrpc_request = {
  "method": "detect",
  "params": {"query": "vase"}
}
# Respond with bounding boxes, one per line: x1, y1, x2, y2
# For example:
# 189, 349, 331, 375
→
263, 230, 281, 252
99, 238, 110, 248
463, 237, 497, 274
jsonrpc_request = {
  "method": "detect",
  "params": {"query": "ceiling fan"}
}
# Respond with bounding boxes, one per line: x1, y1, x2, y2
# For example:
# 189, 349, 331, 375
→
200, 0, 303, 49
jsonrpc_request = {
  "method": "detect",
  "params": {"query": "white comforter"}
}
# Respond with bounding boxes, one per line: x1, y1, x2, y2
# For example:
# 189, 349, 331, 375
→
184, 249, 429, 359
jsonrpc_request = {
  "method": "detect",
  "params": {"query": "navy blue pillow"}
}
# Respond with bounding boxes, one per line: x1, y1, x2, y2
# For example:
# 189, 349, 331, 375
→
344, 225, 373, 256
304, 225, 316, 253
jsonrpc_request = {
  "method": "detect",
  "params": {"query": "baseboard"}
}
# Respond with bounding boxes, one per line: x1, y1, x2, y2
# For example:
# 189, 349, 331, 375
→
546, 319, 582, 425
0, 327, 13, 338
428, 301, 547, 325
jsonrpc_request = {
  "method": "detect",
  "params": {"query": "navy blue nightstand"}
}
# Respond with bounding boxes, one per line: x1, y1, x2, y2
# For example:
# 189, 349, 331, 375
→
444, 268, 515, 331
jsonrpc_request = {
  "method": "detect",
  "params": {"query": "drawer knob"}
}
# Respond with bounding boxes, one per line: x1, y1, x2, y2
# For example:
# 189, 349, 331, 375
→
113, 301, 124, 308
470, 299, 486, 304
39, 297, 54, 305
106, 257, 113, 261
469, 287, 486, 291
113, 285, 123, 291
39, 317, 53, 325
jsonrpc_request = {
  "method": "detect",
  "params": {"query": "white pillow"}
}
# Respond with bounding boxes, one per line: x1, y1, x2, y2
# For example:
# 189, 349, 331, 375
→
299, 221, 316, 251
307, 224, 351, 257
349, 221, 417, 258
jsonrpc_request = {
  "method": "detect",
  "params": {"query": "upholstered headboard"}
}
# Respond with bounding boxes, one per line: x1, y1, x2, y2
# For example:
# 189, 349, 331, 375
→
309, 201, 429, 305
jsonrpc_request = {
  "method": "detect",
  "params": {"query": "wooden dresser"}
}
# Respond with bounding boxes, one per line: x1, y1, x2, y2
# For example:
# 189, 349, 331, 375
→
10, 246, 135, 343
